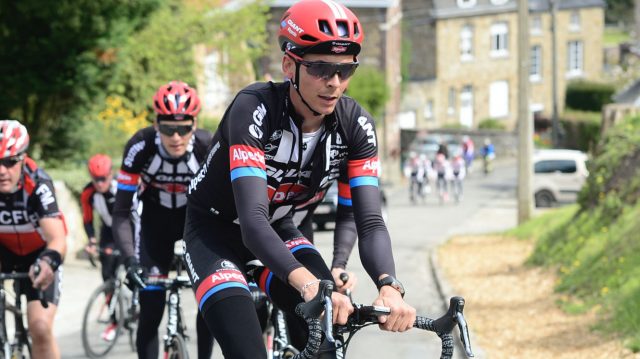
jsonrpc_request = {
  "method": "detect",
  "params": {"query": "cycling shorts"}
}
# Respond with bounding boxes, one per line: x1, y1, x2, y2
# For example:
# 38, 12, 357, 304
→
0, 247, 62, 305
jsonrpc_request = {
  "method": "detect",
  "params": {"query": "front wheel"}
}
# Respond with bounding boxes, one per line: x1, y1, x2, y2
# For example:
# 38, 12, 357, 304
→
165, 335, 189, 359
82, 281, 124, 358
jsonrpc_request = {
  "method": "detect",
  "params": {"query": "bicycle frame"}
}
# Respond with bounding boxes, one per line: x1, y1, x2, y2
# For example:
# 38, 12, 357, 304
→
162, 282, 188, 351
0, 273, 33, 359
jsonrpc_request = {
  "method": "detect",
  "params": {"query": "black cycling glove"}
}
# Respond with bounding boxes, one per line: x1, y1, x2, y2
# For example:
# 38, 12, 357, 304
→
124, 256, 146, 290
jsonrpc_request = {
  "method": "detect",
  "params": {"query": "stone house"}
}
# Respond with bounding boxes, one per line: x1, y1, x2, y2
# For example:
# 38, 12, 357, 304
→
401, 0, 605, 131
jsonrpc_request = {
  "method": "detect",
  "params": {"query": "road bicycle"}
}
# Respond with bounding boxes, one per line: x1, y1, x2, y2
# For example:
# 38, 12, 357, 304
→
0, 265, 48, 359
82, 249, 138, 358
291, 280, 474, 359
137, 270, 192, 358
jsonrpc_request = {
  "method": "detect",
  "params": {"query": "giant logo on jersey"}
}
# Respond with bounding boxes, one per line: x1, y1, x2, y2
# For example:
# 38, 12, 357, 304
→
357, 116, 377, 147
249, 103, 267, 139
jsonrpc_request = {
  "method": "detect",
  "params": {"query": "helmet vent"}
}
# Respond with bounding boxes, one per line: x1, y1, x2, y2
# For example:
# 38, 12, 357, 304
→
354, 23, 360, 37
301, 34, 319, 42
336, 21, 349, 37
318, 20, 333, 36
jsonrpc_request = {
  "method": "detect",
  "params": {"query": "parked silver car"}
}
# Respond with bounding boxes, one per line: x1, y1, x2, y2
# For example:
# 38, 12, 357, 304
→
533, 149, 589, 207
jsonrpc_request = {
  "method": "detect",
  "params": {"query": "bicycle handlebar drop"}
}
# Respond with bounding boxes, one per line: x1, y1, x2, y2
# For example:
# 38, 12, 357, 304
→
293, 282, 474, 359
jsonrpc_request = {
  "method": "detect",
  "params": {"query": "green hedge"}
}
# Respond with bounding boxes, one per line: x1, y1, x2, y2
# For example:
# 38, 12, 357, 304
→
477, 118, 506, 130
565, 81, 615, 112
559, 110, 602, 152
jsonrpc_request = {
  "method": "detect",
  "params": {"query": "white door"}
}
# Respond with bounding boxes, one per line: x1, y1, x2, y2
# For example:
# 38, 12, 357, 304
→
459, 86, 473, 128
489, 81, 509, 118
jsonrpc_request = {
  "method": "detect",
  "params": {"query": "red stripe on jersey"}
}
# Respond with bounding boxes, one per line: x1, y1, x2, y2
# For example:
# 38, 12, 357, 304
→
80, 185, 96, 224
337, 181, 351, 199
284, 237, 313, 250
117, 170, 140, 186
229, 145, 266, 171
0, 232, 46, 256
348, 157, 379, 179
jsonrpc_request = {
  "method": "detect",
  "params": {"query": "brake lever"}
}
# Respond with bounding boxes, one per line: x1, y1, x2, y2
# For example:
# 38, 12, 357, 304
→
32, 262, 49, 309
452, 298, 474, 357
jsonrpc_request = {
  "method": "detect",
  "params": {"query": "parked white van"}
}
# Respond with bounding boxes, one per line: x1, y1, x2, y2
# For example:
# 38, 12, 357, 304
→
533, 149, 589, 207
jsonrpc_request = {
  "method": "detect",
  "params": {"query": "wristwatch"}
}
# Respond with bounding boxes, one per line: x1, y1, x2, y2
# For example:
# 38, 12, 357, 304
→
376, 275, 405, 297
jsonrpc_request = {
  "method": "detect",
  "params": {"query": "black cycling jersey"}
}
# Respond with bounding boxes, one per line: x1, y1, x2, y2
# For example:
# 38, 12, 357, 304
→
112, 126, 212, 258
187, 81, 394, 285
293, 163, 357, 270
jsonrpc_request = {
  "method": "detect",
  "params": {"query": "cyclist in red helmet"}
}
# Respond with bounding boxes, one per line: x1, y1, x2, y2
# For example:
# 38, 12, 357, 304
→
0, 119, 67, 359
80, 154, 121, 340
183, 1, 415, 357
112, 81, 214, 358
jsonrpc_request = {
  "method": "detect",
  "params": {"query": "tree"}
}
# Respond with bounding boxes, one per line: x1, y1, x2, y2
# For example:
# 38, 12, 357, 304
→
0, 0, 162, 161
346, 65, 390, 121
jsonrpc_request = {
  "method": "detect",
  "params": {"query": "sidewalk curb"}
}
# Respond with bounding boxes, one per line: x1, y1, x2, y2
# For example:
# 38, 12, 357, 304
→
429, 248, 487, 359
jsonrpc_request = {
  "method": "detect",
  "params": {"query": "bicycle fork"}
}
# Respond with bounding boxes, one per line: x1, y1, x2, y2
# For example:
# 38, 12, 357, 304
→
164, 289, 187, 352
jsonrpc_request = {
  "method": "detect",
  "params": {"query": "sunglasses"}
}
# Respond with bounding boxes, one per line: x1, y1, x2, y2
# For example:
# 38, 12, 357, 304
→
92, 176, 108, 183
0, 155, 24, 168
291, 55, 359, 81
158, 124, 194, 137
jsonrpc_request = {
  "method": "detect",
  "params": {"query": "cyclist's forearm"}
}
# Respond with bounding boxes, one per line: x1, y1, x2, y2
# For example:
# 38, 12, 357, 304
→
332, 204, 357, 269
233, 177, 302, 281
39, 216, 67, 258
351, 186, 396, 282
112, 190, 136, 258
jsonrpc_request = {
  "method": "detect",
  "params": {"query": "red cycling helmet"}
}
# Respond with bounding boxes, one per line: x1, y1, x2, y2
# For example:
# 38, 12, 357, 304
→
0, 120, 29, 158
88, 154, 112, 178
153, 81, 201, 119
278, 0, 364, 57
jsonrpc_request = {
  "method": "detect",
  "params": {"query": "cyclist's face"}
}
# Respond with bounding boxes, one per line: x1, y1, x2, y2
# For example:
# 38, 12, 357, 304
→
284, 53, 355, 116
92, 173, 113, 193
0, 156, 23, 194
155, 119, 196, 158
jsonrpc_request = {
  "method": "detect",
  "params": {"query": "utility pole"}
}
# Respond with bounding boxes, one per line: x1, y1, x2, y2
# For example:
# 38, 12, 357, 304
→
636, 0, 640, 46
518, 0, 533, 223
550, 0, 560, 147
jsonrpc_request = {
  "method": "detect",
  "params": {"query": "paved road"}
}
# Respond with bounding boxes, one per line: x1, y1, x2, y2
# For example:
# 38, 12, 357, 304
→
56, 160, 518, 358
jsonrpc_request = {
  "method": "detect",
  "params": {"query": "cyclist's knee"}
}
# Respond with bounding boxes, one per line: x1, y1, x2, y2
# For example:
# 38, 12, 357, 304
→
28, 317, 54, 343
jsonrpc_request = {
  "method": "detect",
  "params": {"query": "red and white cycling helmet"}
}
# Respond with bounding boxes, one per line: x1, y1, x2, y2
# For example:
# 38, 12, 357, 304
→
0, 120, 29, 158
153, 81, 201, 120
87, 154, 112, 178
278, 0, 364, 57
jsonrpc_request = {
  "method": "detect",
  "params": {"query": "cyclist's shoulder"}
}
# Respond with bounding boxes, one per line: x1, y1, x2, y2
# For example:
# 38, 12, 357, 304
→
235, 81, 288, 109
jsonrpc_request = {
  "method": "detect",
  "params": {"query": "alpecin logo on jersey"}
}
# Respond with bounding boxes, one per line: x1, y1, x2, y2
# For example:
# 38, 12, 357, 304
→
284, 237, 315, 253
230, 145, 266, 170
195, 268, 249, 307
268, 183, 308, 203
348, 157, 379, 178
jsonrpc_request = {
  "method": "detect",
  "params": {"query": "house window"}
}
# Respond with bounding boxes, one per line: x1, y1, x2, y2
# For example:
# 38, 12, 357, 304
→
530, 45, 542, 82
490, 22, 509, 57
490, 0, 509, 5
425, 100, 434, 120
489, 81, 509, 118
448, 87, 456, 116
530, 16, 542, 35
567, 41, 583, 77
569, 11, 580, 31
457, 0, 477, 8
460, 25, 474, 61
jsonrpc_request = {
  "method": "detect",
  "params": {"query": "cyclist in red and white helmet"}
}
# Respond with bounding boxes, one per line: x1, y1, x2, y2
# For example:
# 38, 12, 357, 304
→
112, 81, 214, 358
183, 1, 415, 357
0, 119, 67, 359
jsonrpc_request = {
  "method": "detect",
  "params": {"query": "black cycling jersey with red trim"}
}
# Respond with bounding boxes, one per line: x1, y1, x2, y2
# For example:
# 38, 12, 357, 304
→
187, 81, 394, 283
0, 157, 66, 257
113, 126, 213, 258
293, 163, 356, 270
80, 180, 117, 239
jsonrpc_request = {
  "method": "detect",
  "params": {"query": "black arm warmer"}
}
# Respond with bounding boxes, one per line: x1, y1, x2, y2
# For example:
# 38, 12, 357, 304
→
331, 204, 357, 269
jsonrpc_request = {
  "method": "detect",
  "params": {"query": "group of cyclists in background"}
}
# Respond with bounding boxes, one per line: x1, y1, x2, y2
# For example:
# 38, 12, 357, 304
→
403, 136, 496, 204
0, 1, 419, 358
